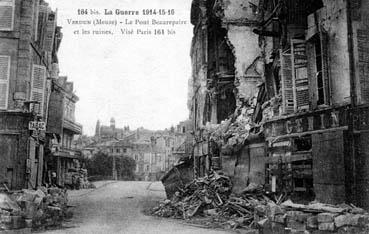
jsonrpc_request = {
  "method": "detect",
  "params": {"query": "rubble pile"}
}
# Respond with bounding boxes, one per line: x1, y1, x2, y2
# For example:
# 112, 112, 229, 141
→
152, 173, 369, 233
78, 168, 95, 189
151, 172, 271, 230
152, 172, 232, 218
0, 187, 70, 231
261, 200, 369, 233
205, 105, 256, 156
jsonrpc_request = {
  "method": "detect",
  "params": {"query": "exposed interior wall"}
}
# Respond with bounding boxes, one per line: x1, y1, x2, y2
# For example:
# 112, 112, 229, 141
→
320, 0, 351, 105
220, 0, 261, 104
233, 143, 265, 193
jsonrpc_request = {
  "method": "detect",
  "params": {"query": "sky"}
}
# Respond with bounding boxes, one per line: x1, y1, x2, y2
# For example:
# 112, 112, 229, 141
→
47, 0, 193, 136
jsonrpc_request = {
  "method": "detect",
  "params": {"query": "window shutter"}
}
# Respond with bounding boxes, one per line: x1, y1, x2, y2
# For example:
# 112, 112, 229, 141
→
0, 55, 10, 110
291, 39, 309, 111
0, 0, 14, 31
280, 49, 294, 114
43, 10, 56, 52
320, 30, 330, 105
306, 42, 316, 109
31, 65, 46, 116
37, 4, 48, 46
358, 29, 369, 103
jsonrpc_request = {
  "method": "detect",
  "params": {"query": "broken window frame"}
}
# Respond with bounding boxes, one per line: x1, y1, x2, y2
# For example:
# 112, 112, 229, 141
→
306, 30, 330, 108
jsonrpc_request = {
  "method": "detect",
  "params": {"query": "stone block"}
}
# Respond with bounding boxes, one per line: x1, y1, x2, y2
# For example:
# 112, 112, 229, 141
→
336, 226, 365, 234
318, 222, 335, 231
335, 214, 354, 228
307, 215, 318, 229
287, 220, 306, 231
287, 211, 306, 221
266, 203, 284, 218
237, 229, 259, 234
317, 213, 337, 223
273, 214, 286, 224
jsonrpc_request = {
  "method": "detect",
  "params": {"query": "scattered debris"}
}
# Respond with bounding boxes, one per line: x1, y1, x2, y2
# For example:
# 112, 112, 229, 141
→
150, 172, 369, 233
0, 187, 70, 231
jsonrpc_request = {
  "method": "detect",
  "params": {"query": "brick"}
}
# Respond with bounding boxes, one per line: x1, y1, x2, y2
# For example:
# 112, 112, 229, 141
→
318, 222, 335, 231
317, 213, 337, 223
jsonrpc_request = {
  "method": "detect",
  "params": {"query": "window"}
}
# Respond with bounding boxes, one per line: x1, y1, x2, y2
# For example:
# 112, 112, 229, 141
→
314, 37, 324, 105
307, 32, 330, 107
43, 10, 56, 52
280, 40, 310, 114
123, 148, 127, 153
30, 65, 46, 115
116, 148, 120, 153
0, 0, 15, 31
0, 55, 10, 110
134, 155, 138, 161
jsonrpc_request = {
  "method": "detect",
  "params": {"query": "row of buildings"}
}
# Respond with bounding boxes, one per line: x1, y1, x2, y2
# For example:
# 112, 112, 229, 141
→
81, 119, 193, 180
188, 0, 369, 208
0, 0, 82, 190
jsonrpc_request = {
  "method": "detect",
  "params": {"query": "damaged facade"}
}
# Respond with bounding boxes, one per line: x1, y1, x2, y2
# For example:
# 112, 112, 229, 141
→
0, 0, 83, 191
188, 0, 369, 208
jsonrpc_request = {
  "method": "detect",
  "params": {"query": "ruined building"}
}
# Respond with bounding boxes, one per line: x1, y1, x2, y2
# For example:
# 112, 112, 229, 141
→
46, 76, 82, 187
0, 0, 61, 189
188, 0, 369, 208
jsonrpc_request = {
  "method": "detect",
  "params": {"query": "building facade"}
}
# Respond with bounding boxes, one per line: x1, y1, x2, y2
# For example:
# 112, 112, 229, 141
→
46, 76, 82, 187
189, 0, 369, 208
0, 0, 61, 189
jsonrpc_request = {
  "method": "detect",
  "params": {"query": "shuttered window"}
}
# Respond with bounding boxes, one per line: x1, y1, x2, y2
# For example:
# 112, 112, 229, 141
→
358, 29, 369, 103
43, 10, 56, 52
31, 65, 46, 116
281, 40, 310, 114
280, 49, 295, 114
320, 31, 330, 105
0, 0, 14, 31
291, 40, 309, 111
0, 55, 10, 110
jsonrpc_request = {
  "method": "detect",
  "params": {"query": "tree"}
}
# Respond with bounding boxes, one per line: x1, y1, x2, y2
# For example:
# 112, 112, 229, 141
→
116, 156, 136, 180
86, 151, 137, 180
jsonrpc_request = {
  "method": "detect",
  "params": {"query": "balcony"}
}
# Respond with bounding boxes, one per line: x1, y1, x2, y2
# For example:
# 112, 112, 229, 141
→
63, 118, 82, 134
54, 148, 82, 159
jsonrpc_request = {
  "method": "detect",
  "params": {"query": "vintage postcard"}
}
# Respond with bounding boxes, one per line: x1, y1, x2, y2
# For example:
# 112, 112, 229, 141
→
0, 0, 369, 233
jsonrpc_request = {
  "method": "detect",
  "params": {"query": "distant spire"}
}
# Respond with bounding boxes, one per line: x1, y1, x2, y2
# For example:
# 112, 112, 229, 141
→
110, 117, 116, 129
95, 120, 101, 138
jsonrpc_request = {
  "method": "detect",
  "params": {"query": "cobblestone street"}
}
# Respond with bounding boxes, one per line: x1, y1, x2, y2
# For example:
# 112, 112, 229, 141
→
41, 181, 230, 234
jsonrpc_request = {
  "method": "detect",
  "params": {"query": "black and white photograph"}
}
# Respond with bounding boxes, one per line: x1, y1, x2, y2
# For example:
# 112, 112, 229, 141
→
1, 0, 369, 233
